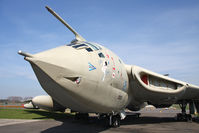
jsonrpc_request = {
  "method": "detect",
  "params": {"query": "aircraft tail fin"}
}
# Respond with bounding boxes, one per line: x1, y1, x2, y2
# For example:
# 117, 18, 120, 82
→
45, 6, 86, 42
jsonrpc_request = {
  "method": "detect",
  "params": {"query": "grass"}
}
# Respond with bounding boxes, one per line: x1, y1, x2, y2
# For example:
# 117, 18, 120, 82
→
0, 109, 74, 120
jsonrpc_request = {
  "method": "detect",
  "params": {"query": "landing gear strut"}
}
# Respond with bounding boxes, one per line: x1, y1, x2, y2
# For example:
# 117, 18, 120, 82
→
177, 101, 192, 121
108, 114, 121, 128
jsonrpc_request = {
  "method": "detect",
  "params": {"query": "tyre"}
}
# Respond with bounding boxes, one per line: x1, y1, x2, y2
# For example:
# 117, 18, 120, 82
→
112, 116, 120, 128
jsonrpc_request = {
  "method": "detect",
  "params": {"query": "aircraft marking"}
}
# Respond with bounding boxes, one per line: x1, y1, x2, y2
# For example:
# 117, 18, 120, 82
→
106, 54, 109, 58
101, 61, 108, 81
118, 95, 123, 100
112, 72, 115, 78
88, 63, 96, 71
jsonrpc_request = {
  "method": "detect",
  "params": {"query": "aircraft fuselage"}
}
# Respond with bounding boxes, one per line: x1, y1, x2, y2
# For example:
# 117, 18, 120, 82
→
26, 41, 129, 113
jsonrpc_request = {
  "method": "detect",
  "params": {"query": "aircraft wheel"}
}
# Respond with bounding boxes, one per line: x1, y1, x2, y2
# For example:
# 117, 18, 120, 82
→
110, 115, 120, 128
177, 113, 192, 122
187, 114, 192, 122
177, 113, 182, 121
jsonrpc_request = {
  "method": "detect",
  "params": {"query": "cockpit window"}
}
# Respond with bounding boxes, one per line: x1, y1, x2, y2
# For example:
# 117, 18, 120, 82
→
67, 43, 75, 46
67, 42, 102, 52
72, 44, 87, 48
86, 48, 93, 52
86, 43, 100, 51
98, 52, 105, 58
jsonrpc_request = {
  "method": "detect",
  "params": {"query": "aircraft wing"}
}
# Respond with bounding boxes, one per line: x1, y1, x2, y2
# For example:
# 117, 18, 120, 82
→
125, 65, 199, 108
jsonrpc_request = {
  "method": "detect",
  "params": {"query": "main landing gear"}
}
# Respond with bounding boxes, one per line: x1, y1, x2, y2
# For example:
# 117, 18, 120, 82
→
107, 110, 126, 128
108, 114, 121, 128
177, 101, 192, 121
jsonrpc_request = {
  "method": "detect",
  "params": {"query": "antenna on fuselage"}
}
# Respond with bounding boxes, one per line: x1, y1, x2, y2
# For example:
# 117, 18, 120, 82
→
45, 6, 86, 42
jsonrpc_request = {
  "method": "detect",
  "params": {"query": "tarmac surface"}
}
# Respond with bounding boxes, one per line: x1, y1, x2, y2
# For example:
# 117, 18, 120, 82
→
0, 108, 199, 133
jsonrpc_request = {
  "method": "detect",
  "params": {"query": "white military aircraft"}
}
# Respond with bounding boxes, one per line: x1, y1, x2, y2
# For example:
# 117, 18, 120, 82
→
19, 6, 199, 127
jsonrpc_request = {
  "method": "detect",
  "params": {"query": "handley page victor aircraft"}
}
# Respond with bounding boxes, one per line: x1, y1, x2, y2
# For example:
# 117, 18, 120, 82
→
19, 6, 199, 127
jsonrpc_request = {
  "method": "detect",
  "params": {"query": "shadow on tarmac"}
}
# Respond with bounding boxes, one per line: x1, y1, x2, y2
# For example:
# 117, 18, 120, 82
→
122, 115, 176, 125
25, 110, 199, 133
42, 118, 110, 133
40, 116, 185, 133
25, 110, 110, 133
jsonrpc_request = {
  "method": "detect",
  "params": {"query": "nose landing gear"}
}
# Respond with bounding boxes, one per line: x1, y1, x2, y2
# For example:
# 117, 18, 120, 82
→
108, 114, 121, 128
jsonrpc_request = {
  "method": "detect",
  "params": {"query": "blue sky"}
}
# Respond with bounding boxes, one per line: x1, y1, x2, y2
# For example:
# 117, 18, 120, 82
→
0, 0, 199, 99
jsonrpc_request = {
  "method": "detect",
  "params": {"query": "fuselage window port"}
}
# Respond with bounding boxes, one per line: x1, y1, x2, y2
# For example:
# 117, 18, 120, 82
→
98, 52, 105, 58
86, 48, 93, 52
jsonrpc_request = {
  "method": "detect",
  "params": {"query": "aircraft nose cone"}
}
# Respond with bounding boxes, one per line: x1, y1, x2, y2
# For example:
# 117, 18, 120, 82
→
26, 56, 70, 81
25, 45, 80, 83
24, 45, 85, 105
24, 45, 96, 112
